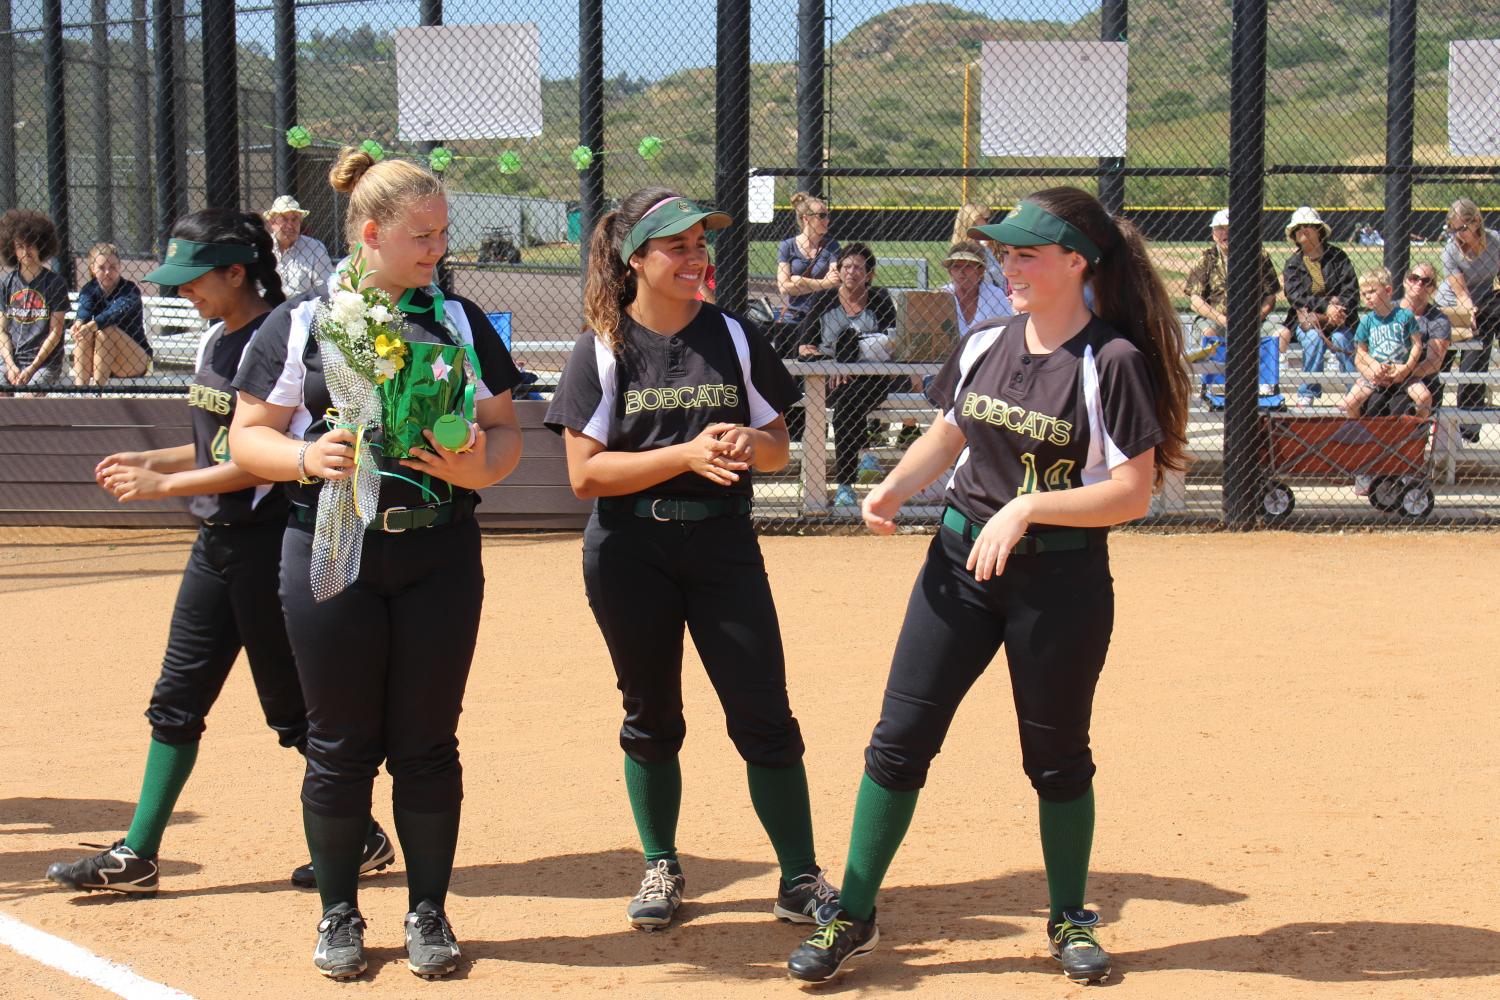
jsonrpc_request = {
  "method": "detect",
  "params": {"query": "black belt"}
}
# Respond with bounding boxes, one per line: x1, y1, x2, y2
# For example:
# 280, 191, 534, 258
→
291, 501, 468, 533
598, 495, 752, 522
942, 505, 1094, 556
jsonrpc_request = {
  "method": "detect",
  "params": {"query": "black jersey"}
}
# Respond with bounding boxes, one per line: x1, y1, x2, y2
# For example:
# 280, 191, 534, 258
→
544, 304, 800, 499
232, 282, 523, 511
929, 313, 1163, 524
186, 315, 288, 524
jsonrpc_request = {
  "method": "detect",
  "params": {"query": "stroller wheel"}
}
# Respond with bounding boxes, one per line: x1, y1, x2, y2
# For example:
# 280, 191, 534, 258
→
1398, 483, 1435, 519
1261, 481, 1294, 523
1368, 475, 1403, 512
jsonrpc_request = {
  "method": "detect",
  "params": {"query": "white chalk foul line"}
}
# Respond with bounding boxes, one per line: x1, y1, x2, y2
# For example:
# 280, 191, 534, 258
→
0, 910, 196, 1000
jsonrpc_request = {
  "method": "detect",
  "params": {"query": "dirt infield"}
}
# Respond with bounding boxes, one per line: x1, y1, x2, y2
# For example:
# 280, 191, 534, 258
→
1, 528, 1497, 999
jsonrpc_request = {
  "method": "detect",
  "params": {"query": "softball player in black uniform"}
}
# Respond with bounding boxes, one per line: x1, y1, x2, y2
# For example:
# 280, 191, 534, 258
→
230, 148, 522, 981
787, 188, 1191, 984
44, 209, 393, 894
546, 188, 839, 932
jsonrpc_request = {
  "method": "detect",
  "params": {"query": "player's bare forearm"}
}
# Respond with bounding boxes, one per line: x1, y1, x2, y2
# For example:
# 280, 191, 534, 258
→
229, 394, 304, 481
746, 421, 790, 473
160, 462, 271, 498
566, 438, 698, 497
141, 444, 197, 474
878, 417, 967, 505
1014, 449, 1156, 527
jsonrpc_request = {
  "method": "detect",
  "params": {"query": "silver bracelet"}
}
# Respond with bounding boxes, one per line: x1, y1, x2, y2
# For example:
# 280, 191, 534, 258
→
296, 440, 317, 485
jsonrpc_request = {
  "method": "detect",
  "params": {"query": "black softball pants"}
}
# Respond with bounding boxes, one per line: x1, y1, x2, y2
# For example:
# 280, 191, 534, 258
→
145, 521, 306, 750
280, 517, 483, 818
1456, 299, 1499, 410
864, 525, 1114, 802
582, 508, 804, 767
829, 375, 903, 486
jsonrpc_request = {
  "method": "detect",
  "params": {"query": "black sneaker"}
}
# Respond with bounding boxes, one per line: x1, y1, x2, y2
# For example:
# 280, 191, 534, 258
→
312, 902, 367, 980
291, 820, 396, 888
773, 867, 840, 924
404, 900, 462, 979
1047, 908, 1111, 984
786, 906, 879, 983
626, 858, 685, 931
45, 840, 159, 896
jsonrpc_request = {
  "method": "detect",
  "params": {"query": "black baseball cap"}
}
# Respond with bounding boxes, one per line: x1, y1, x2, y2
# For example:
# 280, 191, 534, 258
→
143, 238, 259, 287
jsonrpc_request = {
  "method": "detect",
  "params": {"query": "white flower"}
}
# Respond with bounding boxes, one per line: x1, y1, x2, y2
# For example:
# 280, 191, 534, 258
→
374, 357, 399, 380
367, 304, 392, 325
330, 290, 365, 325
344, 316, 368, 340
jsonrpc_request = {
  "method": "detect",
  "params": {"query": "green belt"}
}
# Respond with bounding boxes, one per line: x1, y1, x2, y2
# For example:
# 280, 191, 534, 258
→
941, 505, 1091, 556
598, 495, 752, 522
291, 502, 463, 534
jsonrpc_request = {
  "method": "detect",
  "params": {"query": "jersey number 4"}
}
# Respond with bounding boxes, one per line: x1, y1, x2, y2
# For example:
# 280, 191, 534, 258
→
1017, 454, 1076, 496
211, 427, 231, 465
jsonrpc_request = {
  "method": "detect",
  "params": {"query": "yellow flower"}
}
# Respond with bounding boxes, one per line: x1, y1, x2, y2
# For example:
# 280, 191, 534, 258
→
374, 333, 407, 360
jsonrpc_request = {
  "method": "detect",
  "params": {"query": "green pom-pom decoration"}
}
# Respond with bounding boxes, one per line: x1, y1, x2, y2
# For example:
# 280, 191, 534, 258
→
360, 139, 385, 162
570, 145, 595, 171
496, 150, 521, 174
285, 125, 311, 149
429, 147, 453, 173
637, 136, 663, 161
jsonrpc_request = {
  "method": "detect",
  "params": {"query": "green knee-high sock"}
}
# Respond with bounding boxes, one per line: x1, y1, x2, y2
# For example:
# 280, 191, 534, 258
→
393, 805, 461, 912
1039, 786, 1095, 922
623, 755, 681, 863
303, 807, 368, 914
123, 738, 200, 858
746, 762, 817, 881
838, 773, 920, 922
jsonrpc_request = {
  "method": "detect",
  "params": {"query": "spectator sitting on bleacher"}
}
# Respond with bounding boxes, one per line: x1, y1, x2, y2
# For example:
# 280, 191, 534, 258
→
1184, 208, 1281, 352
264, 195, 333, 298
952, 204, 1005, 289
1281, 206, 1359, 404
1400, 262, 1451, 409
0, 208, 69, 391
71, 242, 151, 387
1343, 267, 1428, 420
941, 241, 1013, 338
795, 242, 901, 508
1434, 197, 1499, 442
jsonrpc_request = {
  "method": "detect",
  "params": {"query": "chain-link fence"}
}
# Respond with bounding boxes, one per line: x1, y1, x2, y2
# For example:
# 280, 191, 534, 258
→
2, 0, 1498, 530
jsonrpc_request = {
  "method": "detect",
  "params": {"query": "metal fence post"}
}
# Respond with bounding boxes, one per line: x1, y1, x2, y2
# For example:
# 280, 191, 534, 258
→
202, 0, 239, 209
418, 0, 452, 294
796, 0, 825, 200
0, 1, 17, 212
1384, 0, 1417, 280
43, 0, 71, 286
1098, 0, 1127, 216
273, 0, 297, 202
131, 0, 152, 253
91, 0, 113, 245
715, 0, 751, 316
577, 0, 604, 269
153, 0, 182, 249
1224, 0, 1269, 529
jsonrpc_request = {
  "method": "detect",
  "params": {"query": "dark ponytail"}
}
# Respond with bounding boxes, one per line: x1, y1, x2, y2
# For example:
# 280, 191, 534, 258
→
168, 208, 286, 307
581, 186, 680, 351
1027, 186, 1191, 485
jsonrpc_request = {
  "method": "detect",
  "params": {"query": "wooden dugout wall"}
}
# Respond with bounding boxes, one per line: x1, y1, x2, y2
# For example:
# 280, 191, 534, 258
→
0, 399, 590, 530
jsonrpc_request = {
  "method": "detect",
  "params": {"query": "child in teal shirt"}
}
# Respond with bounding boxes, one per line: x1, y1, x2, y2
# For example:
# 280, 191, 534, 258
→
1343, 267, 1429, 419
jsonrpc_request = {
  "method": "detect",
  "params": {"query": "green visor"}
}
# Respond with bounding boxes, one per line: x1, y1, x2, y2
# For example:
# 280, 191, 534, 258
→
620, 197, 732, 263
971, 201, 1103, 266
143, 238, 260, 287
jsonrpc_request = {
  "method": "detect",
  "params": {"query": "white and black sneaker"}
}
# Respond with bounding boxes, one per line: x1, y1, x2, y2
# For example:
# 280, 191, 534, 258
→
787, 905, 880, 983
45, 840, 159, 896
312, 902, 368, 980
1047, 908, 1112, 984
773, 867, 840, 924
291, 820, 396, 888
404, 900, 462, 979
626, 858, 685, 931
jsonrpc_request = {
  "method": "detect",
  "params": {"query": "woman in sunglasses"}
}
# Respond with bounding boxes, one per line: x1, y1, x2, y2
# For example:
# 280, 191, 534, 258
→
1435, 198, 1500, 440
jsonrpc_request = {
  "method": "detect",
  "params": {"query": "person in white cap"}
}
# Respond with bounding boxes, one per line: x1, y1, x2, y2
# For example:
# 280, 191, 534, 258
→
1184, 208, 1281, 351
264, 195, 333, 298
1280, 206, 1359, 402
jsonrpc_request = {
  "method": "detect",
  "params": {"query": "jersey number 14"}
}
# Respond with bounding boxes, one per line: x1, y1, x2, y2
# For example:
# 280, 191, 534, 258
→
1017, 454, 1076, 496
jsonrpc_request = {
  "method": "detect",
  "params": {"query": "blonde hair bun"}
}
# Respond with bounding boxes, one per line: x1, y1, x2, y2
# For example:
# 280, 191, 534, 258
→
329, 147, 377, 195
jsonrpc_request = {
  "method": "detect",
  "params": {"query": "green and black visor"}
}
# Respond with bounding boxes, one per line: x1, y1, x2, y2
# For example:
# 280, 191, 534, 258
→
143, 238, 259, 287
620, 197, 732, 263
970, 201, 1103, 266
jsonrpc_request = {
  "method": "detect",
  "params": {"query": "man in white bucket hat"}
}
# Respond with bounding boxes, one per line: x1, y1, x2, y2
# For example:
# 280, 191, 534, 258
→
264, 195, 333, 297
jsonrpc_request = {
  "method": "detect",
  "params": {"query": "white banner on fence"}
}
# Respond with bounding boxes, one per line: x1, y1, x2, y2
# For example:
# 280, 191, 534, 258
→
1448, 40, 1500, 156
979, 41, 1128, 159
396, 23, 543, 141
747, 174, 776, 224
